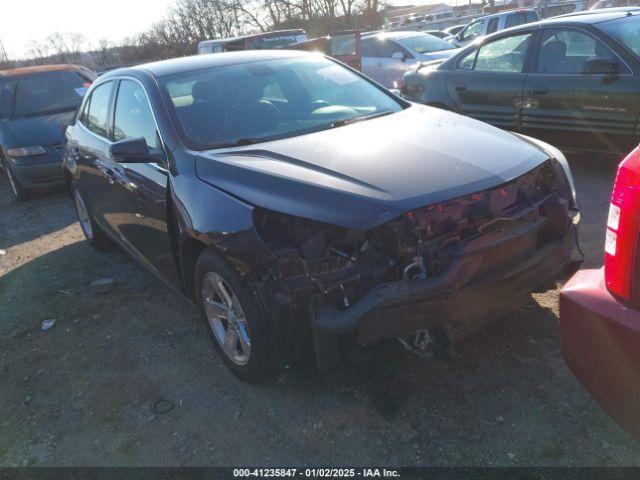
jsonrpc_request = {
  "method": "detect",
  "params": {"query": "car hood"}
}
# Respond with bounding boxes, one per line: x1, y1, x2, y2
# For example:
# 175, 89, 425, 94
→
0, 110, 75, 147
195, 105, 549, 230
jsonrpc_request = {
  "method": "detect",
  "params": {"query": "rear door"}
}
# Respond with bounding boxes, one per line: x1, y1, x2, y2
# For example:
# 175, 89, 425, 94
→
109, 78, 180, 287
71, 80, 116, 231
522, 26, 639, 154
446, 30, 534, 130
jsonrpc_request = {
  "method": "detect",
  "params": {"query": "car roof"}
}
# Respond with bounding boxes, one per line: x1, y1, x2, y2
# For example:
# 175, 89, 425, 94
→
478, 8, 537, 20
543, 6, 640, 24
103, 50, 314, 79
0, 64, 84, 78
364, 30, 433, 40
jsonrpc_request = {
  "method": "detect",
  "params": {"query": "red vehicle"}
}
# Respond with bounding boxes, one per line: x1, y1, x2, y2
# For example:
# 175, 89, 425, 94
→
560, 145, 640, 440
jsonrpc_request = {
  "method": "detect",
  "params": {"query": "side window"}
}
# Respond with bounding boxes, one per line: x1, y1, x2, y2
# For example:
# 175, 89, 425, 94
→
113, 80, 161, 150
379, 40, 401, 58
84, 82, 113, 138
474, 32, 532, 72
361, 38, 380, 57
461, 20, 484, 41
487, 17, 500, 35
458, 49, 478, 70
505, 14, 518, 29
536, 28, 618, 74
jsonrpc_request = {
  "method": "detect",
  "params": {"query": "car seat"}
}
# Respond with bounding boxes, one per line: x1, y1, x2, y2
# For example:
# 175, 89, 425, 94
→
225, 76, 280, 140
539, 40, 568, 73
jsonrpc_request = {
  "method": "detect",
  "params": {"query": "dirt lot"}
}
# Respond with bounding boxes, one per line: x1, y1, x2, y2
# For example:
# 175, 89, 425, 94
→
1, 156, 639, 467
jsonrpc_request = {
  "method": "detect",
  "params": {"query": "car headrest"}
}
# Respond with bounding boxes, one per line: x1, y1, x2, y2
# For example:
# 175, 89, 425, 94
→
192, 80, 218, 103
542, 40, 567, 59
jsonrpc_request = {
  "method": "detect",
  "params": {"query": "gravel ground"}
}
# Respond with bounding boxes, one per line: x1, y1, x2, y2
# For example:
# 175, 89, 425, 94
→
1, 156, 639, 467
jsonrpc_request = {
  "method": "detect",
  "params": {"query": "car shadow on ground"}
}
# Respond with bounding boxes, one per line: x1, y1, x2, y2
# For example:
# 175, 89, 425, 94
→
0, 174, 75, 251
3, 238, 639, 466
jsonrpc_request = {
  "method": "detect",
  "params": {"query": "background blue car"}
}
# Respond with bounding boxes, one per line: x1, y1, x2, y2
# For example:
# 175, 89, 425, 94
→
0, 64, 96, 200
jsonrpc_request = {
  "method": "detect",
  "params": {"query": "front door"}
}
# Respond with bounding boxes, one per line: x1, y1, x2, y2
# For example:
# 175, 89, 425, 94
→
447, 31, 534, 131
522, 27, 639, 154
71, 80, 116, 232
108, 79, 180, 288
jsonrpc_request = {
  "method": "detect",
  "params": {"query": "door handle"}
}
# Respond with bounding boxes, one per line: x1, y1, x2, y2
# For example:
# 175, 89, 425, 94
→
455, 84, 468, 92
96, 160, 116, 184
531, 86, 549, 95
105, 168, 116, 185
376, 62, 383, 68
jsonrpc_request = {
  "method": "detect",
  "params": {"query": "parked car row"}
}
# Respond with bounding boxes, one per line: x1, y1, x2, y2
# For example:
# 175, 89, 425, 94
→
401, 8, 640, 155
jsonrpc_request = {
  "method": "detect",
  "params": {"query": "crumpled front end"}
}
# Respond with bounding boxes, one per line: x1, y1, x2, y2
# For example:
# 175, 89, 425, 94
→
253, 158, 578, 367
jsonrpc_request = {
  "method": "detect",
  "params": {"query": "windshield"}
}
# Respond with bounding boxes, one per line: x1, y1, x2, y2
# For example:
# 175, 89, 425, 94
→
397, 34, 456, 53
160, 56, 405, 150
0, 70, 92, 120
599, 15, 640, 58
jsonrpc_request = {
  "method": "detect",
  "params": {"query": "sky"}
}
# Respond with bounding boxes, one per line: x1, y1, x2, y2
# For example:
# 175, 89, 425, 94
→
1, 0, 176, 59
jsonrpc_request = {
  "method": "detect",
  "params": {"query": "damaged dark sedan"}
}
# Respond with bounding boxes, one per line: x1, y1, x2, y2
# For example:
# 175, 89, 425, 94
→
63, 51, 579, 381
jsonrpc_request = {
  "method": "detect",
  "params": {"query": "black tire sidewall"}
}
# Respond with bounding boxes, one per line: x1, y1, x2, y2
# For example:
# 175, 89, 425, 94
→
194, 248, 271, 382
70, 184, 113, 251
5, 163, 29, 201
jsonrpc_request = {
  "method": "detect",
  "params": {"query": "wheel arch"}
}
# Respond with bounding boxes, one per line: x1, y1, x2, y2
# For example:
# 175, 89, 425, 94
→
169, 183, 275, 302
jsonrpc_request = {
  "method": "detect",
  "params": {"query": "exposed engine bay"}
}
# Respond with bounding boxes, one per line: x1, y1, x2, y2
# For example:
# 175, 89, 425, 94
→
255, 159, 573, 308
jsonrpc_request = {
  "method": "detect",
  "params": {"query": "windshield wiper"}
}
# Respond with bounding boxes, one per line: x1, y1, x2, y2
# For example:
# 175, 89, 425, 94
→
206, 136, 277, 150
330, 110, 395, 128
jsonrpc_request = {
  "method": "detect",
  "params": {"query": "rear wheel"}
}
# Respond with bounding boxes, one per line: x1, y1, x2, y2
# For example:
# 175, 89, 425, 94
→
71, 185, 113, 250
195, 248, 272, 382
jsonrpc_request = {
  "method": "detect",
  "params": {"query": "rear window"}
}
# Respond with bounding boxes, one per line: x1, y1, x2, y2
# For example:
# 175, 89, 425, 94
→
1, 70, 92, 119
599, 15, 640, 58
505, 11, 538, 29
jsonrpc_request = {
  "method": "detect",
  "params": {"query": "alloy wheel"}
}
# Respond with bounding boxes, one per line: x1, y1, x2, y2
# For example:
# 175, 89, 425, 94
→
201, 272, 251, 366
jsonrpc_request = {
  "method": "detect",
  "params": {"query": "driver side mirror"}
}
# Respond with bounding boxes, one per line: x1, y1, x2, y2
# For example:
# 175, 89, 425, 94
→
392, 51, 407, 62
110, 137, 154, 163
583, 58, 620, 75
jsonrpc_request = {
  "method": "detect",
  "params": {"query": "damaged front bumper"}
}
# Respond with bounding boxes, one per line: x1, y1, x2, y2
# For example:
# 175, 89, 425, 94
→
313, 211, 579, 345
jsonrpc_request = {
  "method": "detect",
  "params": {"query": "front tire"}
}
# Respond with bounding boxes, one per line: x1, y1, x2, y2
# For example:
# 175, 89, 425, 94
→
5, 164, 30, 201
71, 185, 113, 251
195, 248, 272, 382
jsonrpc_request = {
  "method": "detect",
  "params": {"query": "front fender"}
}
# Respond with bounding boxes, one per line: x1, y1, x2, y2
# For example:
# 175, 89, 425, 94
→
170, 153, 275, 277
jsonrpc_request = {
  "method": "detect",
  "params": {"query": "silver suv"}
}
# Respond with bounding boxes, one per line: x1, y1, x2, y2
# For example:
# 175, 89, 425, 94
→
451, 9, 540, 48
